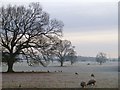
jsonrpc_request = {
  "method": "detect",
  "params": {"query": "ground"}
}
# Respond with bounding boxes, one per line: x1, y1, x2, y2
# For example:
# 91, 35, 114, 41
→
1, 61, 119, 88
2, 72, 118, 88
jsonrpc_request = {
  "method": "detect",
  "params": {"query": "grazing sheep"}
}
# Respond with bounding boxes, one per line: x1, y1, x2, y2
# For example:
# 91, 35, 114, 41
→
91, 74, 95, 77
75, 72, 79, 75
80, 81, 86, 88
87, 63, 90, 65
18, 84, 21, 88
87, 79, 96, 86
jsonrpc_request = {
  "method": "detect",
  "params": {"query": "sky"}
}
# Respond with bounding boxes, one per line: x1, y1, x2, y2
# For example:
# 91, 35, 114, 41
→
0, 0, 118, 58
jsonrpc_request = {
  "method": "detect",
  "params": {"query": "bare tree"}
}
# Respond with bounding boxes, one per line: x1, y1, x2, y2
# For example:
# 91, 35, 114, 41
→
0, 3, 64, 72
96, 52, 108, 65
68, 48, 77, 65
52, 39, 77, 66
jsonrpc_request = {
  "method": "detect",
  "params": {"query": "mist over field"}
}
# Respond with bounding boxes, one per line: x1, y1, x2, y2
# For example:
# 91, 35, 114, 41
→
2, 60, 118, 73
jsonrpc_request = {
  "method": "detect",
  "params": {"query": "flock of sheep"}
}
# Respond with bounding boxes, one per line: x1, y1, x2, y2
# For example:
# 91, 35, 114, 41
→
80, 73, 96, 88
18, 71, 96, 88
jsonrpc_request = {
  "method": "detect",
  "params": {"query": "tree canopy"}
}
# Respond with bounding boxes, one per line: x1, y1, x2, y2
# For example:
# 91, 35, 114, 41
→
0, 3, 76, 72
50, 39, 77, 66
96, 52, 108, 65
0, 3, 64, 72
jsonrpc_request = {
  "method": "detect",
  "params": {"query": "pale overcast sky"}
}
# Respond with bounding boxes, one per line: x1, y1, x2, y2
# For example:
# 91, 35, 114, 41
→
0, 0, 118, 58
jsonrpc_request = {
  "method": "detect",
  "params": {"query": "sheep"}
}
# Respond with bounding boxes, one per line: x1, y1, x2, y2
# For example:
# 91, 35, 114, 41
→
18, 84, 21, 88
87, 79, 96, 86
80, 81, 86, 88
75, 72, 79, 75
91, 74, 95, 78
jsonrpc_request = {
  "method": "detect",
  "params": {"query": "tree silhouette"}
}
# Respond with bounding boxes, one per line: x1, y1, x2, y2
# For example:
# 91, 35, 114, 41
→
51, 39, 77, 66
0, 3, 64, 72
96, 52, 108, 65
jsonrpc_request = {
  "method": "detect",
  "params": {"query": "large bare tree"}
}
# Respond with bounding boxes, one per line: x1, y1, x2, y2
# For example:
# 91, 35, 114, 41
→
0, 3, 64, 72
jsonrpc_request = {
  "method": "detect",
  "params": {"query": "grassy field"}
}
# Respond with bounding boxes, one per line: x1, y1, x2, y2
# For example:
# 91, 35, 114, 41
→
2, 72, 118, 88
2, 61, 118, 88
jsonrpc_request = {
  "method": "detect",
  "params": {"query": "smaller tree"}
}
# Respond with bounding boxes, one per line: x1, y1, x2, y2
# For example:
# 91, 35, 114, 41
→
66, 46, 77, 65
96, 52, 108, 65
52, 39, 76, 66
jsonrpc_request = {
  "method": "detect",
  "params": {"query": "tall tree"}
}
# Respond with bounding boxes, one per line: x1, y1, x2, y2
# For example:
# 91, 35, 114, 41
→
96, 52, 108, 65
0, 3, 64, 72
52, 39, 77, 66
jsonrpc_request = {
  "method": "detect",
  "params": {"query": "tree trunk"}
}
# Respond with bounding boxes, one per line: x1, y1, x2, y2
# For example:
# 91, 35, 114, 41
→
7, 60, 14, 72
60, 61, 63, 66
